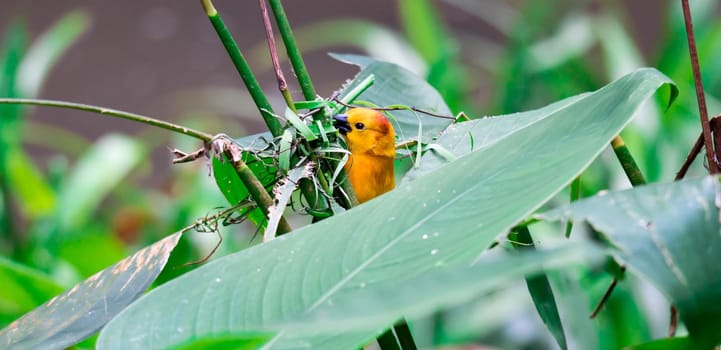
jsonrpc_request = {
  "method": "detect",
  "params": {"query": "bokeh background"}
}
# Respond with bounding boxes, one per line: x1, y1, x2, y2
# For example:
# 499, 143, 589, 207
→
2, 1, 721, 349
2, 1, 665, 155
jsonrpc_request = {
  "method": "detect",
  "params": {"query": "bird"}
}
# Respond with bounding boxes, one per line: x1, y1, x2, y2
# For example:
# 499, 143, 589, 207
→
333, 108, 396, 203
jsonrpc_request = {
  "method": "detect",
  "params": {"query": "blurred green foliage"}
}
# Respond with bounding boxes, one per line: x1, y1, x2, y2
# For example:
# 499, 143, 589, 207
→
0, 10, 254, 335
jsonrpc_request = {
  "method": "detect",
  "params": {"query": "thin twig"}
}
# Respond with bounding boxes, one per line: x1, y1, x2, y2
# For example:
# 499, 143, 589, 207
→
672, 1, 718, 335
676, 116, 721, 180
267, 0, 318, 117
682, 0, 717, 173
175, 201, 254, 265
170, 147, 207, 164
590, 269, 623, 318
669, 305, 679, 336
0, 98, 213, 141
712, 116, 721, 167
591, 135, 646, 318
181, 228, 223, 267
258, 0, 296, 112
332, 97, 456, 120
676, 130, 705, 180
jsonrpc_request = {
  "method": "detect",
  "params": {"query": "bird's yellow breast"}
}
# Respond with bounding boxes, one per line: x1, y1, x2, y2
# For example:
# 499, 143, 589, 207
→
345, 153, 395, 203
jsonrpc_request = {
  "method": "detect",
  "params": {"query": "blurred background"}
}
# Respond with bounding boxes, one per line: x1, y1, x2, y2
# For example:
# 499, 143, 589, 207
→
2, 0, 721, 349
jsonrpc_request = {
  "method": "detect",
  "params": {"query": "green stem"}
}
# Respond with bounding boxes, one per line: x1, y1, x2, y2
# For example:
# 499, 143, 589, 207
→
511, 226, 567, 350
281, 90, 296, 113
564, 176, 581, 238
267, 0, 320, 119
0, 171, 15, 254
226, 152, 292, 235
610, 135, 646, 186
202, 0, 284, 137
0, 98, 213, 141
393, 320, 418, 350
376, 328, 401, 350
591, 135, 646, 318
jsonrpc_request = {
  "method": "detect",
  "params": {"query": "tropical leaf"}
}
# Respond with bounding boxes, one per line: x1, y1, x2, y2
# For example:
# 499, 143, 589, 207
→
540, 176, 721, 346
403, 93, 586, 182
284, 243, 601, 332
168, 333, 270, 350
96, 69, 673, 349
0, 233, 182, 350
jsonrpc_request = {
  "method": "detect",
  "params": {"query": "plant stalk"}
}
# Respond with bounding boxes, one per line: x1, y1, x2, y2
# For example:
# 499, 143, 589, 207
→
564, 176, 581, 238
201, 0, 284, 137
610, 135, 646, 186
681, 0, 717, 173
512, 226, 567, 350
267, 0, 320, 119
376, 328, 401, 350
392, 320, 418, 350
592, 135, 647, 318
0, 98, 213, 141
676, 129, 705, 180
258, 0, 296, 113
225, 150, 292, 235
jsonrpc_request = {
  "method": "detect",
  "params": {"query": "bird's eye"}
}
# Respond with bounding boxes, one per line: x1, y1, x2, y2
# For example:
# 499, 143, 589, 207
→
355, 122, 365, 130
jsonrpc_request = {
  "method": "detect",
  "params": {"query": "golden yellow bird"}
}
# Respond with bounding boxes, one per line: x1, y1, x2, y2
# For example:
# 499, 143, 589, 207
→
333, 108, 396, 203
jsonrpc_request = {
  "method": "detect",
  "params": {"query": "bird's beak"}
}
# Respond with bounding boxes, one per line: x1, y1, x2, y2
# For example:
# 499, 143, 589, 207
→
333, 114, 351, 135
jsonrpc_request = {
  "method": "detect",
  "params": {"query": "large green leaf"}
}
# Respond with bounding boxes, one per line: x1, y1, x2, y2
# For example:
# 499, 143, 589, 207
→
0, 233, 182, 350
283, 243, 600, 332
540, 176, 721, 346
403, 93, 586, 182
333, 53, 453, 143
168, 334, 270, 350
97, 69, 673, 350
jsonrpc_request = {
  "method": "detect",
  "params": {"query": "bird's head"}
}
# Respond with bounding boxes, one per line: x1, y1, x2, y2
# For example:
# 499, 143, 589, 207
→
333, 108, 395, 158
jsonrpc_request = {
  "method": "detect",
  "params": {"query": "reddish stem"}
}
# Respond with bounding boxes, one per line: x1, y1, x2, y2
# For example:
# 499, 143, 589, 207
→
681, 0, 717, 173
